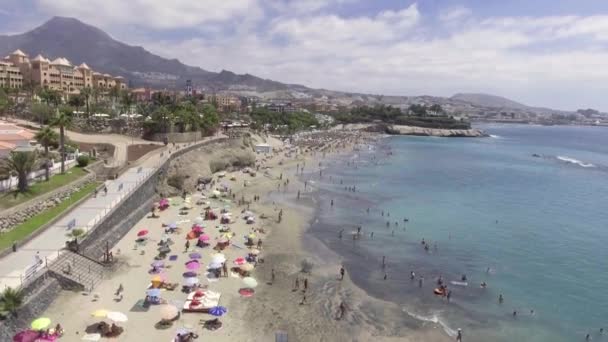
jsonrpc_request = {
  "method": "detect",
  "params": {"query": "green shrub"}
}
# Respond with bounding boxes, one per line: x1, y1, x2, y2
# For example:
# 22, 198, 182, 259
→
76, 155, 90, 167
209, 159, 228, 173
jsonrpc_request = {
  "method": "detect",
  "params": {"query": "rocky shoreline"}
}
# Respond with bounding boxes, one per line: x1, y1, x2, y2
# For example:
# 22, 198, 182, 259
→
387, 124, 488, 137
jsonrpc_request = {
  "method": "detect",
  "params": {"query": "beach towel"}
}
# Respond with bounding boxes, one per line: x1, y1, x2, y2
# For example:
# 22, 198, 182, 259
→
81, 333, 101, 341
169, 255, 178, 261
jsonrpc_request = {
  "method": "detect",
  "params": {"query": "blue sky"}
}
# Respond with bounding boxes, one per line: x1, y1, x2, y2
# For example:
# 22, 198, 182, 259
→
2, 0, 608, 111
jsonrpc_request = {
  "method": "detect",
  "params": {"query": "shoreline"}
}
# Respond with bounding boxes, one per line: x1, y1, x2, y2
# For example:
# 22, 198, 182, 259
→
37, 131, 451, 342
238, 133, 452, 341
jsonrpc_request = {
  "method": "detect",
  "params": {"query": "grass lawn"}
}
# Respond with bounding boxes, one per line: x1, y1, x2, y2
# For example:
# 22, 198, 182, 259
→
0, 182, 98, 251
0, 167, 88, 210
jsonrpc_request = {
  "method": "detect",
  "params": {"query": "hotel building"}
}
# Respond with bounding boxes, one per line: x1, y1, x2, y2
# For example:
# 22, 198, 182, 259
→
1, 49, 126, 94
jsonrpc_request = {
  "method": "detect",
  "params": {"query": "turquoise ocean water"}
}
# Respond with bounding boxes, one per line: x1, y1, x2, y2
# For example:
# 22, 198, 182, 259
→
309, 124, 608, 342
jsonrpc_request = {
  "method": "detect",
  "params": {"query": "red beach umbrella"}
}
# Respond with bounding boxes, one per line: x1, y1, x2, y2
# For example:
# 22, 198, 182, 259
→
137, 229, 149, 237
233, 257, 246, 266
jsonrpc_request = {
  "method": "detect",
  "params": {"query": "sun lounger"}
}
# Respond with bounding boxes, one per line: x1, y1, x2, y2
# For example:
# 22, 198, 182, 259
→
182, 300, 218, 312
186, 290, 221, 301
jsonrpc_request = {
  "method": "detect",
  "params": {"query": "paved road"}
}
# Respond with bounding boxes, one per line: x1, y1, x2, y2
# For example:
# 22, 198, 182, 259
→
0, 134, 223, 290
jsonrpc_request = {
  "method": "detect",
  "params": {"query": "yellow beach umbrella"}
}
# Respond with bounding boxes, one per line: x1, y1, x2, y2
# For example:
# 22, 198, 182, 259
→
31, 317, 51, 330
247, 233, 256, 239
91, 309, 108, 318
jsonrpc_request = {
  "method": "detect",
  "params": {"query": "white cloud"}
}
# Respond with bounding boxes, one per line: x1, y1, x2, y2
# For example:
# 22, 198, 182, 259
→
36, 0, 259, 29
271, 3, 420, 44
265, 0, 355, 14
439, 6, 472, 22
27, 0, 608, 109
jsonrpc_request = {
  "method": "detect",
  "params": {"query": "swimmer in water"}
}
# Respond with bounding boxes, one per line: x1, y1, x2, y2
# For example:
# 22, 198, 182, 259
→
480, 282, 487, 288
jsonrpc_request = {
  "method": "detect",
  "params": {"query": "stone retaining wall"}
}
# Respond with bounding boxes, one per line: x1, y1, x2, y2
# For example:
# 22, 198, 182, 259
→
146, 131, 204, 143
0, 275, 62, 342
0, 138, 227, 338
0, 172, 96, 232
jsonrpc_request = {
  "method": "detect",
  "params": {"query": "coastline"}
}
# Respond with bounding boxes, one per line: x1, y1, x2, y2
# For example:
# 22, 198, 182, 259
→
236, 134, 452, 341
38, 131, 451, 342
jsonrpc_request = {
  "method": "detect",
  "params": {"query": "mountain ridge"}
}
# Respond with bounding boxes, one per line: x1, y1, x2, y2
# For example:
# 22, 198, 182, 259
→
0, 16, 293, 91
0, 16, 586, 118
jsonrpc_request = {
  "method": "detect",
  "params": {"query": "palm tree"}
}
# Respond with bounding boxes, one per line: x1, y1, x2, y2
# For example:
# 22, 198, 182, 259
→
120, 90, 134, 114
34, 126, 58, 156
0, 287, 24, 317
81, 87, 92, 119
109, 85, 121, 116
3, 150, 38, 193
51, 107, 73, 174
91, 87, 100, 106
34, 127, 59, 181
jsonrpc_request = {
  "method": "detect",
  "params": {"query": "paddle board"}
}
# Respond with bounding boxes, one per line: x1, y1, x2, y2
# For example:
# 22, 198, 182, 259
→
450, 281, 468, 286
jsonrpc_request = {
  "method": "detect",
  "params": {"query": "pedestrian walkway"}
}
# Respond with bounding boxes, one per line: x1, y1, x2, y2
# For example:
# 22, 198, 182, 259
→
0, 134, 224, 290
0, 166, 154, 290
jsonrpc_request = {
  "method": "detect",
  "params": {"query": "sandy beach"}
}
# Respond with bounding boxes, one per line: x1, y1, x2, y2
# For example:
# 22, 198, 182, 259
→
42, 131, 451, 342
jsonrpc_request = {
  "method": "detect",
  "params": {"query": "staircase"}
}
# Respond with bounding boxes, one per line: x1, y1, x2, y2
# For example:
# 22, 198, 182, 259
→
48, 251, 106, 292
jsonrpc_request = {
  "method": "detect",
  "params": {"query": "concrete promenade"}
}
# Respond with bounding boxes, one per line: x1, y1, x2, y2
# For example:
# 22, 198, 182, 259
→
0, 134, 222, 290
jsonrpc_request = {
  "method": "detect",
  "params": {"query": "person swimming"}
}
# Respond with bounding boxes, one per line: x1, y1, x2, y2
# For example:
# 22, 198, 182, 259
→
480, 282, 487, 288
461, 274, 467, 281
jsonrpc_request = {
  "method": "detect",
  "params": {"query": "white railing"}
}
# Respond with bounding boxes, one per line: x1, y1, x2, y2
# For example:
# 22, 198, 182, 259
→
0, 158, 77, 192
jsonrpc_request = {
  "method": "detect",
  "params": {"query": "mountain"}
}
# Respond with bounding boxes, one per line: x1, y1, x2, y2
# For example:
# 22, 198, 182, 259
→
0, 17, 294, 91
450, 93, 529, 110
0, 17, 580, 120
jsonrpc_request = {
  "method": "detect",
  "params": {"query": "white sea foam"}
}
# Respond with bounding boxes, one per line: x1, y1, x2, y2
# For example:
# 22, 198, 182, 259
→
403, 309, 458, 337
489, 134, 502, 139
556, 156, 595, 168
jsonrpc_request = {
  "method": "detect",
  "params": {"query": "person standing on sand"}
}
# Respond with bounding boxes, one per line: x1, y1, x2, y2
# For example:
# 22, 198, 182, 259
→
337, 301, 346, 320
339, 266, 345, 280
456, 328, 462, 342
303, 278, 308, 292
184, 240, 190, 253
222, 263, 228, 277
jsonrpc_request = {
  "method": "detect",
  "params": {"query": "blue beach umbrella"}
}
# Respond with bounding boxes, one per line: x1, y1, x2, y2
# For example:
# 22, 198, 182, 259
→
151, 261, 164, 268
209, 306, 227, 317
189, 252, 202, 259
